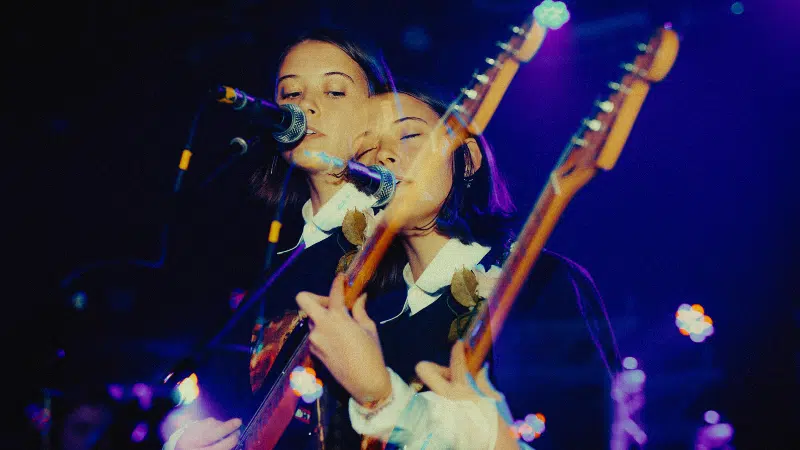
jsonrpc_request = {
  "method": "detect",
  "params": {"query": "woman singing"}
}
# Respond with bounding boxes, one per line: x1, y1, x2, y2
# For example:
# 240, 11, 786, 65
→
296, 87, 617, 449
165, 29, 394, 450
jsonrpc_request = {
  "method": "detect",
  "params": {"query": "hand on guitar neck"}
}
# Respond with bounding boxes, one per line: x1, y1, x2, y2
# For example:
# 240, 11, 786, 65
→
415, 341, 526, 450
295, 274, 393, 407
295, 279, 523, 450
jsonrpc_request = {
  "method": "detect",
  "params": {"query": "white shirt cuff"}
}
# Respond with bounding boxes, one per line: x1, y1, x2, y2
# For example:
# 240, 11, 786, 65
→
348, 368, 498, 450
349, 368, 415, 439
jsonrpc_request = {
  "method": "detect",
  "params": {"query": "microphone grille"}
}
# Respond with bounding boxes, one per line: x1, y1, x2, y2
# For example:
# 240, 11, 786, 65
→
272, 104, 307, 144
371, 165, 397, 208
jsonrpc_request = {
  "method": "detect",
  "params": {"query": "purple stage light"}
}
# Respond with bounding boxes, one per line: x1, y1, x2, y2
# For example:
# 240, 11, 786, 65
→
622, 356, 638, 370
704, 410, 720, 425
131, 422, 148, 442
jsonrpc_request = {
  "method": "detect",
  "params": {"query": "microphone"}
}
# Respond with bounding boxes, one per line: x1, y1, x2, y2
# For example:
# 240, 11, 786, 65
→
213, 85, 307, 144
345, 160, 397, 207
300, 150, 397, 207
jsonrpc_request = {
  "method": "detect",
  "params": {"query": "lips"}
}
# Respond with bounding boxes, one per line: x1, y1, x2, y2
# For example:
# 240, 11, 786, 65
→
304, 126, 325, 139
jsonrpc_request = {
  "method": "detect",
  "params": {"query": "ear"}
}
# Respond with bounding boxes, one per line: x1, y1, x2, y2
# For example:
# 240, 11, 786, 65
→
463, 137, 483, 177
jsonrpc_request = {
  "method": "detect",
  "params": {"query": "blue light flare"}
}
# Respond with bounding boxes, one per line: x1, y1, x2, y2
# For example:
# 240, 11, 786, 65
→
534, 1, 570, 30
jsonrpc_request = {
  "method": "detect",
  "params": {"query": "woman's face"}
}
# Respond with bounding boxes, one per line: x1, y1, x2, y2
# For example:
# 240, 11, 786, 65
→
276, 40, 371, 171
356, 93, 455, 232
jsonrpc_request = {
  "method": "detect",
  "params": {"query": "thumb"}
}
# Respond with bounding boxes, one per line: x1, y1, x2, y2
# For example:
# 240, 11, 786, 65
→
351, 293, 377, 334
474, 365, 504, 402
415, 361, 453, 397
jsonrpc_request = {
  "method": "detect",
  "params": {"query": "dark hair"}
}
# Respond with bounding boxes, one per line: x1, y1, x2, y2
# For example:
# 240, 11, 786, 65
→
369, 81, 518, 289
251, 28, 390, 209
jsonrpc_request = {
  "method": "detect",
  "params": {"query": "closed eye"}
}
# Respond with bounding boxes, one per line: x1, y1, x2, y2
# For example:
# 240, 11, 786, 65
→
401, 133, 421, 140
281, 92, 301, 99
356, 147, 378, 159
327, 91, 346, 98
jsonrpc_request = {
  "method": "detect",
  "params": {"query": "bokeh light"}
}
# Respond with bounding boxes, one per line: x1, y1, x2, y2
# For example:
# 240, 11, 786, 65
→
290, 366, 324, 404
108, 384, 124, 401
533, 1, 570, 30
175, 373, 199, 406
72, 292, 87, 310
622, 356, 638, 370
731, 2, 744, 15
514, 412, 546, 441
133, 383, 153, 410
131, 422, 149, 442
704, 410, 720, 425
675, 303, 714, 342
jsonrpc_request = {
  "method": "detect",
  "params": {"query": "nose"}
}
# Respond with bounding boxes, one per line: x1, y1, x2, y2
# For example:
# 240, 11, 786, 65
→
298, 93, 319, 116
375, 145, 400, 169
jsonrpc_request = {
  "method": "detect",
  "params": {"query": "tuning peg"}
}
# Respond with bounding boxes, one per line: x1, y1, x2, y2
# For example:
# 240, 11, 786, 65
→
472, 72, 489, 85
496, 41, 519, 57
509, 25, 526, 36
608, 81, 630, 93
621, 62, 648, 78
595, 100, 614, 113
582, 118, 603, 132
461, 88, 478, 100
485, 57, 503, 68
571, 136, 587, 147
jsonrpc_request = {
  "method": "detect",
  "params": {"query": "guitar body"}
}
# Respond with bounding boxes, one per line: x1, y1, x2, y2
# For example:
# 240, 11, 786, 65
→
250, 311, 307, 392
240, 313, 320, 450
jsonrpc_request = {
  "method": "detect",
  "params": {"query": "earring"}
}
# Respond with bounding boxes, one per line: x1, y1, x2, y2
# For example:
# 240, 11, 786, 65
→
465, 177, 473, 189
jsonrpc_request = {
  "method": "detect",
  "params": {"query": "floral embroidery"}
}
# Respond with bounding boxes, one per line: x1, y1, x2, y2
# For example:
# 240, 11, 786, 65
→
448, 263, 503, 342
336, 208, 378, 273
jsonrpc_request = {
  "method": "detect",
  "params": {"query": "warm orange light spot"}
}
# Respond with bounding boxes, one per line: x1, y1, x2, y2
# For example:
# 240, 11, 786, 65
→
305, 367, 316, 377
703, 316, 713, 325
679, 328, 690, 336
691, 304, 704, 314
535, 413, 546, 423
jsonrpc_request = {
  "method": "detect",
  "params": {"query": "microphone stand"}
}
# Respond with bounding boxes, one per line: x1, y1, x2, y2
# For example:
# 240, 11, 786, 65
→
58, 105, 206, 291
59, 107, 260, 292
160, 159, 303, 389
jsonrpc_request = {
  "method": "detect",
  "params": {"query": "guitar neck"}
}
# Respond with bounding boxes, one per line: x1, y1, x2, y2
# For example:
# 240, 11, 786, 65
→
463, 169, 590, 373
460, 24, 682, 373
343, 219, 398, 308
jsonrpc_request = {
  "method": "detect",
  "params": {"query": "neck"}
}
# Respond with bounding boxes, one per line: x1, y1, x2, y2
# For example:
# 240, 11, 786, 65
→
402, 229, 451, 281
307, 172, 345, 214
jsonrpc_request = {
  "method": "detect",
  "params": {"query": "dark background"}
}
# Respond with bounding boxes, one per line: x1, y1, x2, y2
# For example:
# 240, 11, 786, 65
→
7, 0, 798, 448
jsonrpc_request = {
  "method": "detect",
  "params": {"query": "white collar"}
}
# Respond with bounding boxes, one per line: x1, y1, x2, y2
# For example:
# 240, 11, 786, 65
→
278, 183, 375, 253
400, 238, 491, 316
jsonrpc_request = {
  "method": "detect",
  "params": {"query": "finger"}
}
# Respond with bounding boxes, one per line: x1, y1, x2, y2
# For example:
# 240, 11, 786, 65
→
351, 293, 376, 333
198, 418, 241, 445
449, 340, 469, 383
296, 292, 328, 322
202, 430, 241, 450
415, 361, 454, 397
328, 274, 348, 313
307, 339, 327, 362
475, 366, 503, 401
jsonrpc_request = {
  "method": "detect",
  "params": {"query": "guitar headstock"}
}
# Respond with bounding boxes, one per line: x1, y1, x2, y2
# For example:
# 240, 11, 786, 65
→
550, 27, 679, 199
450, 1, 569, 136
381, 10, 558, 227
